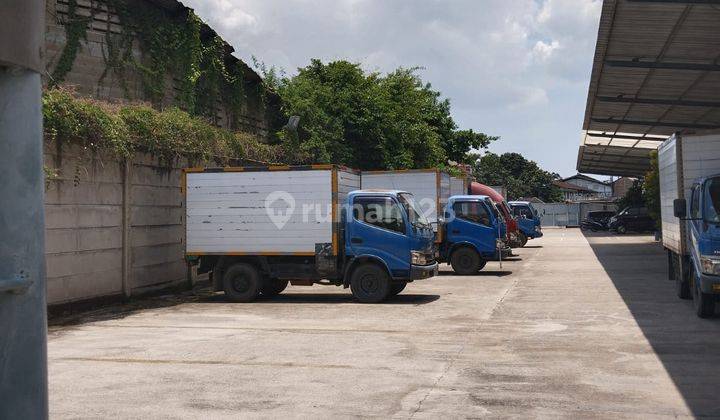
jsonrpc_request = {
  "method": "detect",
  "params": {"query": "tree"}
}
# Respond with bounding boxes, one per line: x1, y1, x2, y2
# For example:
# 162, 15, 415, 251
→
617, 179, 645, 211
266, 59, 496, 169
446, 130, 498, 164
643, 151, 661, 224
472, 152, 563, 202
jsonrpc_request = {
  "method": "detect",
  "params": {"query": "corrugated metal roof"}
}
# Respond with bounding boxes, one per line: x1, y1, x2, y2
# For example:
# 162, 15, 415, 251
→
577, 0, 720, 177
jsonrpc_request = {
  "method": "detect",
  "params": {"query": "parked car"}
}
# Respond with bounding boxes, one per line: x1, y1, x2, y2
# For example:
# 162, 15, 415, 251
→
608, 207, 655, 234
580, 210, 615, 231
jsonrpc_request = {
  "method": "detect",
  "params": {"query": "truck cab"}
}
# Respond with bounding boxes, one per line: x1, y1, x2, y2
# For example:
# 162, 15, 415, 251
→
508, 201, 543, 246
438, 195, 507, 274
344, 190, 438, 299
673, 175, 720, 317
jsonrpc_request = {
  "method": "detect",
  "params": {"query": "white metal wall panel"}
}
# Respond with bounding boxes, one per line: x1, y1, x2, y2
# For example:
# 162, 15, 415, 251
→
535, 203, 580, 227
659, 135, 681, 254
186, 170, 333, 254
361, 171, 441, 227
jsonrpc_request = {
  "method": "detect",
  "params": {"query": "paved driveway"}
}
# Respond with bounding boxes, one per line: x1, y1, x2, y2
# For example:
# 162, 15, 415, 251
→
48, 229, 720, 418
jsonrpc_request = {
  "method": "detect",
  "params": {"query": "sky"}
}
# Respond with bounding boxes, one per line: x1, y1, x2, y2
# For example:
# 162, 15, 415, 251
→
182, 0, 603, 177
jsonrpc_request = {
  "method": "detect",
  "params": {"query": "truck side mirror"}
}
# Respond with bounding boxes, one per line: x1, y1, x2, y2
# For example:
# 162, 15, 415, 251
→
673, 198, 687, 218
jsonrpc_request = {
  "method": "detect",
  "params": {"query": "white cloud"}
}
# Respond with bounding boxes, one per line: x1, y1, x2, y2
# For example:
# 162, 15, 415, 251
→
533, 39, 560, 62
181, 0, 602, 176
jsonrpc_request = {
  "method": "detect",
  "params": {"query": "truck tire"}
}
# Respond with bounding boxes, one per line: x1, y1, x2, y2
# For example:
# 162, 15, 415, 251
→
450, 247, 484, 275
517, 232, 528, 247
389, 282, 406, 296
691, 265, 716, 318
350, 263, 391, 303
222, 263, 261, 302
261, 278, 289, 297
674, 256, 691, 300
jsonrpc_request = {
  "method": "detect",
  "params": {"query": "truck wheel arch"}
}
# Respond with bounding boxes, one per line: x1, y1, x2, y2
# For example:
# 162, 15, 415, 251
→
343, 256, 393, 288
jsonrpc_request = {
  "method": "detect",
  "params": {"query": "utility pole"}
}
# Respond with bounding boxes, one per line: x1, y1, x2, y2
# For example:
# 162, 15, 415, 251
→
0, 1, 48, 418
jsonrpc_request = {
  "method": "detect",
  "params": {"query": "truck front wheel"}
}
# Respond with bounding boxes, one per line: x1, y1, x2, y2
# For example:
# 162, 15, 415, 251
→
350, 263, 391, 303
691, 266, 716, 318
517, 232, 528, 247
389, 282, 406, 296
223, 263, 261, 302
450, 247, 485, 275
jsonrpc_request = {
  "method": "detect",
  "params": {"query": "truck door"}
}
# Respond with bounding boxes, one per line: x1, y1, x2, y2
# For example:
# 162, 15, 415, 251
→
347, 196, 411, 276
446, 201, 496, 254
689, 184, 702, 259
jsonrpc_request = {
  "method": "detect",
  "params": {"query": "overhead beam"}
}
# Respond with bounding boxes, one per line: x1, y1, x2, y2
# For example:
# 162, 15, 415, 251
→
585, 132, 666, 141
596, 95, 720, 108
590, 117, 720, 130
605, 60, 720, 72
627, 0, 720, 4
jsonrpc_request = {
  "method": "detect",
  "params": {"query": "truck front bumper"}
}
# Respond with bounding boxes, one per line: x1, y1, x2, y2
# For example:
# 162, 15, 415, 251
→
410, 262, 439, 280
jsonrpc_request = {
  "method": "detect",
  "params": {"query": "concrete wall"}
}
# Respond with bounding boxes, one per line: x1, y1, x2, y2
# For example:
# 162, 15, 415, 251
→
44, 143, 188, 305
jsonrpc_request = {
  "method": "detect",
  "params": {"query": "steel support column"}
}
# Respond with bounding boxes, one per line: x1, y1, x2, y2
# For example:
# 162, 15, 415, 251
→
0, 0, 48, 418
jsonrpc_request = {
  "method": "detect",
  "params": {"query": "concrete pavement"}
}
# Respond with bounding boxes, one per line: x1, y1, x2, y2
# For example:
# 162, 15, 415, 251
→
48, 229, 720, 418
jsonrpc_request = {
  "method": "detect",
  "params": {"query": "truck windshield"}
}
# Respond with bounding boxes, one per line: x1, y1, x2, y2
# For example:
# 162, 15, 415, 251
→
398, 193, 430, 227
704, 177, 720, 223
485, 198, 501, 221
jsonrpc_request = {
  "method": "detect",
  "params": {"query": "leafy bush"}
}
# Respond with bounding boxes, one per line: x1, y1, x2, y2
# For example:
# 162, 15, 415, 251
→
43, 88, 283, 167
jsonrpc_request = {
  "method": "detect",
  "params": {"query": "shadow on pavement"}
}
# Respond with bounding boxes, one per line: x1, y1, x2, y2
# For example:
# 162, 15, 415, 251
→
583, 231, 720, 417
237, 293, 441, 305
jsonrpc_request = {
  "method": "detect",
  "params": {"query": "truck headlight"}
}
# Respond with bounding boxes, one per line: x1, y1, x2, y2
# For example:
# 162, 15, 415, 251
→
700, 256, 720, 276
411, 251, 426, 265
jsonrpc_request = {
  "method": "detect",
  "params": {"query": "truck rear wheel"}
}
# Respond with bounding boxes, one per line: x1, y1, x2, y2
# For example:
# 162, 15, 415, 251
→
691, 265, 716, 318
223, 263, 261, 302
674, 256, 691, 300
450, 247, 484, 275
350, 263, 391, 303
262, 278, 289, 297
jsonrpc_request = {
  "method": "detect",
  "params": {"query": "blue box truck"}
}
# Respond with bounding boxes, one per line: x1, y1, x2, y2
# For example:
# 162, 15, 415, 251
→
508, 201, 543, 247
362, 170, 508, 274
660, 132, 720, 317
184, 165, 438, 303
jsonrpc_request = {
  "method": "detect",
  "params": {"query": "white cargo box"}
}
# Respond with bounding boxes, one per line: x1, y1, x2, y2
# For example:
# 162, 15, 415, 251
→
184, 165, 360, 256
450, 175, 468, 196
659, 132, 720, 255
361, 169, 450, 241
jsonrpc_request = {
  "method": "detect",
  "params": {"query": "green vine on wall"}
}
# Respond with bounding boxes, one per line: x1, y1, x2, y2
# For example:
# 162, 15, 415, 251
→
52, 0, 251, 127
98, 0, 245, 124
51, 0, 94, 86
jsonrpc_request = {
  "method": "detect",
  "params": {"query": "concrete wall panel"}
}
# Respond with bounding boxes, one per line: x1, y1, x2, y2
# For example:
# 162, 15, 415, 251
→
45, 149, 187, 305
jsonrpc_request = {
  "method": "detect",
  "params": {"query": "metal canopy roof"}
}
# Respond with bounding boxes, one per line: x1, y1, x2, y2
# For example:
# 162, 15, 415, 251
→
577, 0, 720, 177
